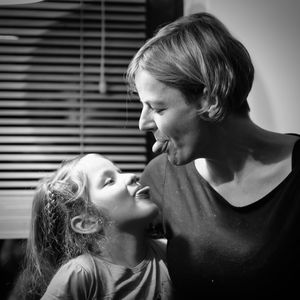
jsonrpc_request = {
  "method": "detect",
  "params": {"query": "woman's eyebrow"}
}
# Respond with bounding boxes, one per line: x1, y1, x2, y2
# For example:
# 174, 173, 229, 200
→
141, 98, 166, 106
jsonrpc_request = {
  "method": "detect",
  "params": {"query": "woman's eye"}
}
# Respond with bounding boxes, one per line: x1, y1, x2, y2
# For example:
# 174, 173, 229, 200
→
153, 108, 165, 114
104, 178, 114, 186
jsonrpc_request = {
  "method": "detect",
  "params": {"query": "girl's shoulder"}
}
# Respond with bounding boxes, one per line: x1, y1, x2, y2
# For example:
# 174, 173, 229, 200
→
41, 254, 98, 300
60, 253, 96, 274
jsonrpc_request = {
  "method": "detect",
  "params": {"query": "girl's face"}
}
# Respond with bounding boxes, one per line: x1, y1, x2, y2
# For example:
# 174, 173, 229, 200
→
76, 154, 158, 229
135, 69, 210, 165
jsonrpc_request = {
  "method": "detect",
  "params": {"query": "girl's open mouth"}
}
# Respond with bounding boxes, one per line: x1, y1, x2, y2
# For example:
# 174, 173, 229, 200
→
135, 186, 150, 200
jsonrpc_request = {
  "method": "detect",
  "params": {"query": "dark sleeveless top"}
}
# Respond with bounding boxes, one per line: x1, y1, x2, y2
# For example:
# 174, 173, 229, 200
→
141, 137, 300, 299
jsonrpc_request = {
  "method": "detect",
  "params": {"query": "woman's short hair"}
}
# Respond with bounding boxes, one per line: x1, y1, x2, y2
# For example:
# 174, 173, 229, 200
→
127, 12, 254, 121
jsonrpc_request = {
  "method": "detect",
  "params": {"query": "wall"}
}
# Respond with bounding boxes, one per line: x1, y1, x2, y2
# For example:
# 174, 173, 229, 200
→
184, 0, 300, 133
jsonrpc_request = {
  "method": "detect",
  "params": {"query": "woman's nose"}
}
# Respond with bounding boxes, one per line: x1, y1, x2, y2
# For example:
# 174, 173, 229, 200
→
139, 106, 156, 132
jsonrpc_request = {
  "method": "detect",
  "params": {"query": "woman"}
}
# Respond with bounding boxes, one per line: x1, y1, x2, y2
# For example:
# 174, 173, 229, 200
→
126, 12, 300, 299
13, 154, 173, 300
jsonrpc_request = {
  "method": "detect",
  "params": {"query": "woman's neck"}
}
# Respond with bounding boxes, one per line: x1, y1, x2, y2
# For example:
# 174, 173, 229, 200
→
195, 115, 296, 186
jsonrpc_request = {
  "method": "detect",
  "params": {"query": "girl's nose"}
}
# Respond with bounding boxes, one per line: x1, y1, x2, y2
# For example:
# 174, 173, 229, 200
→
139, 106, 156, 132
124, 173, 138, 186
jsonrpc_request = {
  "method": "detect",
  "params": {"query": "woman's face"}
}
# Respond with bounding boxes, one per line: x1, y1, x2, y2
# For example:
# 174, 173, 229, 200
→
76, 154, 158, 229
135, 69, 209, 165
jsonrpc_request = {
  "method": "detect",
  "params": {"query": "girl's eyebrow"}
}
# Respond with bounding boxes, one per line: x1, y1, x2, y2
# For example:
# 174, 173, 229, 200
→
97, 167, 121, 180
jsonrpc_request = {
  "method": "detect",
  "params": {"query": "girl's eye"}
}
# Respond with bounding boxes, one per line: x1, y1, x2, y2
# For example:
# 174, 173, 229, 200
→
104, 178, 114, 186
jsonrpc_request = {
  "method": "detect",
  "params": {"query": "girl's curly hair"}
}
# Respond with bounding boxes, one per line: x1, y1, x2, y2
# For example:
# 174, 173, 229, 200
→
14, 155, 107, 300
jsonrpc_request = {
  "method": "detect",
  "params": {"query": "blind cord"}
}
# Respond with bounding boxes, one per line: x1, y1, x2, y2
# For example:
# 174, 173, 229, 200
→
79, 0, 84, 154
99, 0, 107, 94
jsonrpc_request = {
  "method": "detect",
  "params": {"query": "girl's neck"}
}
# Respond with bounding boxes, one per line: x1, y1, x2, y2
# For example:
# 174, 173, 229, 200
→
99, 231, 148, 268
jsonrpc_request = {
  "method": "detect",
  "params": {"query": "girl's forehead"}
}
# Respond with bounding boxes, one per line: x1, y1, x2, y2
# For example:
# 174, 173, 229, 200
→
76, 154, 116, 173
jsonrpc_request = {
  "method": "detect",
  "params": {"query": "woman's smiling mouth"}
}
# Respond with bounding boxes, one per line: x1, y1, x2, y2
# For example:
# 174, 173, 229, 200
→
152, 132, 169, 154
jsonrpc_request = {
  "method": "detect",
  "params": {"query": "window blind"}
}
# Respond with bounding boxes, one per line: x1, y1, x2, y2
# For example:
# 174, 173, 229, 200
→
0, 0, 147, 239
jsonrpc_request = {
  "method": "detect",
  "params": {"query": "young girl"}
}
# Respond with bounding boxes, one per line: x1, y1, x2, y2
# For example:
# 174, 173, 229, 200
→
13, 153, 173, 300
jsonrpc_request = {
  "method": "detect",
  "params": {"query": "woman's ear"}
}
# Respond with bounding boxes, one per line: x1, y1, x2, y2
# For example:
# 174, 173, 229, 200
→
198, 87, 219, 119
71, 215, 102, 234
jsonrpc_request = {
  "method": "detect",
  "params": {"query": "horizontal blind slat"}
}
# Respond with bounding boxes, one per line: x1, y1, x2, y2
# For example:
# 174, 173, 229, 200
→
0, 100, 141, 108
0, 154, 147, 162
0, 145, 146, 152
0, 136, 145, 144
